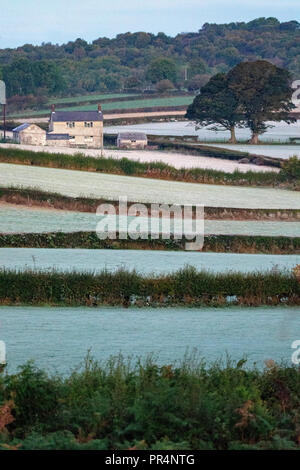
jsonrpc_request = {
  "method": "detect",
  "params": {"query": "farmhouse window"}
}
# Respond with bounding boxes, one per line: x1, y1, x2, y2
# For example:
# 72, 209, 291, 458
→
67, 122, 75, 128
85, 122, 93, 127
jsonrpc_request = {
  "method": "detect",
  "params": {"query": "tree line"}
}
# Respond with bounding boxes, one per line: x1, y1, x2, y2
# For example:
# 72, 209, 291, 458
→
0, 17, 300, 106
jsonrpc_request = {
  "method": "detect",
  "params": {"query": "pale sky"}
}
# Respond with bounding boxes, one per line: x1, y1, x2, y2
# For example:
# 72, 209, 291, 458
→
0, 0, 299, 48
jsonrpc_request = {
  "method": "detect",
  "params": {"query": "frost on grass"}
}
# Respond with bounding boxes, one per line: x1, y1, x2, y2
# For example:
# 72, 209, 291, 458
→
1, 163, 300, 209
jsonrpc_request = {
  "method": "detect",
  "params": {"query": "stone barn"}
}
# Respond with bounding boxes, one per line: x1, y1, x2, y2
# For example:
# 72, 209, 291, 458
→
117, 132, 148, 149
13, 123, 46, 146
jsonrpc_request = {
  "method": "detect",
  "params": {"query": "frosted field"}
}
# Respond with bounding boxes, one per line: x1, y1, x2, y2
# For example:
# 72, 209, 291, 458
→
1, 306, 299, 373
103, 149, 278, 172
0, 143, 278, 173
1, 163, 300, 209
104, 120, 300, 144
205, 144, 300, 160
1, 248, 299, 275
1, 204, 300, 236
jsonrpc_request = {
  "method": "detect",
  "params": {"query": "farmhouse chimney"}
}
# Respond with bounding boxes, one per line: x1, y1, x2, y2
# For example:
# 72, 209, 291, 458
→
98, 104, 102, 112
51, 104, 55, 113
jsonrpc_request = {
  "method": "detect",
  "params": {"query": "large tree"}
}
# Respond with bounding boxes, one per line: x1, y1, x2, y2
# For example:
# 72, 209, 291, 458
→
227, 60, 296, 144
2, 58, 65, 97
146, 58, 177, 84
186, 73, 244, 143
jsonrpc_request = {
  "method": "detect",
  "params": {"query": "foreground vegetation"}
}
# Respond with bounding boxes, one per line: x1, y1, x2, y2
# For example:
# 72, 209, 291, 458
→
0, 266, 299, 307
0, 354, 300, 450
1, 147, 300, 189
1, 232, 300, 255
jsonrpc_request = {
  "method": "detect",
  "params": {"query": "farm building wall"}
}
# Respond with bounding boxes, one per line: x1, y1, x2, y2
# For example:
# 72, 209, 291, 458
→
50, 121, 103, 149
18, 125, 46, 146
117, 133, 148, 149
46, 139, 69, 147
117, 139, 147, 149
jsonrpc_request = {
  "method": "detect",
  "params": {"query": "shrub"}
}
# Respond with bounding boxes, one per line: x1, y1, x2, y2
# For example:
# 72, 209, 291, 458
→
0, 355, 299, 450
280, 156, 300, 181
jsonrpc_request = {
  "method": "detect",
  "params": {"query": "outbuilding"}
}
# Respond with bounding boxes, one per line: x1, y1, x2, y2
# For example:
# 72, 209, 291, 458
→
13, 123, 46, 146
117, 132, 148, 149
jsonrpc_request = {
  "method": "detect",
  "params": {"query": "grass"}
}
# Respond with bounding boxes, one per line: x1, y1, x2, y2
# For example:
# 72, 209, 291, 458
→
48, 92, 138, 105
0, 265, 299, 307
10, 95, 194, 118
9, 96, 193, 118
0, 147, 292, 189
59, 96, 193, 112
1, 354, 300, 449
1, 232, 300, 254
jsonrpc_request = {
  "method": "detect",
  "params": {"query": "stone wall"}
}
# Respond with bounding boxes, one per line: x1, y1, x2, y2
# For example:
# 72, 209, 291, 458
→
46, 139, 69, 147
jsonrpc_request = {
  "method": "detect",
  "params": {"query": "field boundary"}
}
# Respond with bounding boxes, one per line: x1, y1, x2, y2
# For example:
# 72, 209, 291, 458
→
1, 231, 300, 254
1, 187, 300, 220
0, 265, 299, 307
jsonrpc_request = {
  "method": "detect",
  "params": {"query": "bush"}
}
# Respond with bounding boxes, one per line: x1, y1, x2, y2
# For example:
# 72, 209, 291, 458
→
280, 156, 300, 181
0, 355, 300, 450
0, 265, 299, 306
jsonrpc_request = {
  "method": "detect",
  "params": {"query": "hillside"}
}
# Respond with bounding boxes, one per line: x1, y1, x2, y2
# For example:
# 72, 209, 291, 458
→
0, 17, 300, 103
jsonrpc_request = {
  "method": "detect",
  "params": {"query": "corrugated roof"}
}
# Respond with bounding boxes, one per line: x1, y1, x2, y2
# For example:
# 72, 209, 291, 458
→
46, 133, 70, 140
13, 123, 31, 132
50, 111, 103, 122
117, 132, 147, 140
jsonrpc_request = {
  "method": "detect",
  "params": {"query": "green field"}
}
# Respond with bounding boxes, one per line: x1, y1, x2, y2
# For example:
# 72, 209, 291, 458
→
48, 92, 138, 105
60, 96, 193, 112
10, 95, 193, 118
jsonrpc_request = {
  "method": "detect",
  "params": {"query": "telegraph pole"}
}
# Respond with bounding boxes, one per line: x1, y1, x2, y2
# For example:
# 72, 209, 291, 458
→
184, 66, 188, 81
3, 103, 6, 142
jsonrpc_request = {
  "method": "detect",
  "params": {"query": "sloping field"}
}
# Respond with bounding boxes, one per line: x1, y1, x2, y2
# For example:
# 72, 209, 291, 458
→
1, 163, 299, 209
10, 96, 193, 118
60, 96, 193, 112
49, 93, 138, 105
1, 204, 300, 236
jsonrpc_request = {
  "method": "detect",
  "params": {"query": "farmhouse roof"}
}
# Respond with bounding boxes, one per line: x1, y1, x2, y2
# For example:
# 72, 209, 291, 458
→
12, 123, 32, 133
50, 110, 103, 122
46, 133, 70, 140
118, 132, 147, 140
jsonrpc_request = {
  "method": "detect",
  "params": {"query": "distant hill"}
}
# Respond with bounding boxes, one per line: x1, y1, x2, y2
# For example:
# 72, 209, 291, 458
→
0, 17, 299, 102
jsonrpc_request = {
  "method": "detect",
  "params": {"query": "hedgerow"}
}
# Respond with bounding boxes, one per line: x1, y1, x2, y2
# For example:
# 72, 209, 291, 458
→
0, 266, 299, 306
